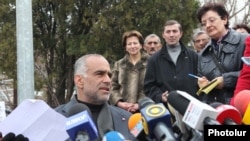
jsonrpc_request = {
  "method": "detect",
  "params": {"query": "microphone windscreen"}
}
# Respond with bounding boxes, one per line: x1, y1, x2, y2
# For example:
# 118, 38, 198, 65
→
16, 134, 29, 141
210, 102, 242, 124
128, 113, 142, 130
66, 103, 92, 117
138, 97, 154, 109
234, 90, 250, 116
168, 91, 189, 115
102, 131, 125, 141
2, 132, 15, 141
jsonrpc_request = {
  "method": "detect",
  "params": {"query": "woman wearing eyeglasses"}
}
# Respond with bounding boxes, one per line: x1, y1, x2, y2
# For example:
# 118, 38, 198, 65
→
195, 2, 248, 104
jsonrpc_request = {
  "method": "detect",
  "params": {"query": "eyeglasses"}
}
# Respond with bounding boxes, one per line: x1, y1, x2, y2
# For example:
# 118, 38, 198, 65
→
147, 41, 159, 45
201, 17, 220, 27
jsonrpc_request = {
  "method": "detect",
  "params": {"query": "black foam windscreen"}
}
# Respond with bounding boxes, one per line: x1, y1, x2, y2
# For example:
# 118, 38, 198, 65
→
2, 132, 16, 141
167, 91, 190, 115
66, 103, 92, 117
15, 134, 29, 141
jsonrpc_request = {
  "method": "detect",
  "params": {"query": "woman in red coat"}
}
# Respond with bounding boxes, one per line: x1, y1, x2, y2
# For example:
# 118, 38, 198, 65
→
231, 35, 250, 106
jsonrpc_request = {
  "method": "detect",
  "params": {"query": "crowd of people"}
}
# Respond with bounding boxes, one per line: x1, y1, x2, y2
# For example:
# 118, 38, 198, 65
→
1, 1, 250, 141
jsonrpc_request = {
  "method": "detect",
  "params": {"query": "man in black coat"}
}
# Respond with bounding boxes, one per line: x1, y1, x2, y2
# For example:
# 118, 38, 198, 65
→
144, 20, 199, 107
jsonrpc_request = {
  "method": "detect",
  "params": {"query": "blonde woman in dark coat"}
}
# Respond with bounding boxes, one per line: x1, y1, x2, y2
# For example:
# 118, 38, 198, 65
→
110, 30, 150, 113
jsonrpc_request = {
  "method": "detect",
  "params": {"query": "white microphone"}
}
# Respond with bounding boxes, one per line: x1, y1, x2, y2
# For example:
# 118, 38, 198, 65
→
168, 90, 220, 131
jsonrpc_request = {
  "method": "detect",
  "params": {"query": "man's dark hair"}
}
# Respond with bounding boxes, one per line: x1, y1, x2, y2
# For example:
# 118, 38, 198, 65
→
162, 20, 182, 32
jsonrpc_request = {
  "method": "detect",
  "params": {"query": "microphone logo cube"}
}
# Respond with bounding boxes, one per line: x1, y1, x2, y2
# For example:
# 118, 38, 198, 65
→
66, 110, 98, 141
183, 101, 218, 131
140, 103, 172, 137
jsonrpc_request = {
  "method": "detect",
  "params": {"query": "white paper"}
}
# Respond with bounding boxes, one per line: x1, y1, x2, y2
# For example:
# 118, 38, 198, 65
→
0, 99, 69, 141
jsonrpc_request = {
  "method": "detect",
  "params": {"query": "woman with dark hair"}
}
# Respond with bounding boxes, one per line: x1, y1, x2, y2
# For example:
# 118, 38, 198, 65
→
195, 2, 248, 104
233, 23, 250, 34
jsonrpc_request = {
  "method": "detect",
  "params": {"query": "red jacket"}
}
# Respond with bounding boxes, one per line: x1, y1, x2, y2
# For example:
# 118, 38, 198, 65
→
231, 35, 250, 105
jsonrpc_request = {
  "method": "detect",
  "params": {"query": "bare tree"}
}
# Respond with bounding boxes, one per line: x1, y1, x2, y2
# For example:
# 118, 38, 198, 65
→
201, 0, 250, 26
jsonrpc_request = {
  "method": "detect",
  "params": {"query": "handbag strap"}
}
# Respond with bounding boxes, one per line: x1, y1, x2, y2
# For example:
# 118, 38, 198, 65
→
210, 52, 226, 73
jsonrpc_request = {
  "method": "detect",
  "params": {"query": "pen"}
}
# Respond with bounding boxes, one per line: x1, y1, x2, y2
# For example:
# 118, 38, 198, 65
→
188, 73, 201, 79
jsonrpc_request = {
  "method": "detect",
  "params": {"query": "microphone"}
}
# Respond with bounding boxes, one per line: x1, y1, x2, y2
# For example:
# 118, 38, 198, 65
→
168, 90, 220, 131
2, 132, 15, 141
189, 130, 204, 141
210, 102, 242, 125
66, 103, 98, 141
128, 113, 142, 130
167, 103, 192, 141
242, 103, 250, 125
102, 131, 125, 141
138, 97, 177, 141
1, 133, 29, 141
15, 134, 29, 141
234, 90, 250, 125
128, 113, 151, 141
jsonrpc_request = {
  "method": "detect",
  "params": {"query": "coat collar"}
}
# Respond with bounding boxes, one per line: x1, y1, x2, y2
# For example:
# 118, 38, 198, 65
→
201, 29, 243, 55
